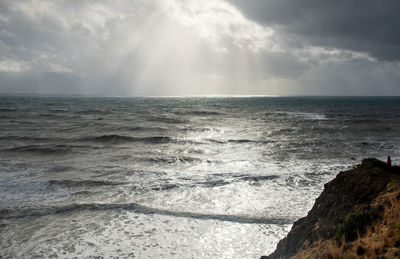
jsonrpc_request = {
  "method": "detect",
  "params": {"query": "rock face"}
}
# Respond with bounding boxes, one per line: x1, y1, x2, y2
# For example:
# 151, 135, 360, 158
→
263, 158, 400, 259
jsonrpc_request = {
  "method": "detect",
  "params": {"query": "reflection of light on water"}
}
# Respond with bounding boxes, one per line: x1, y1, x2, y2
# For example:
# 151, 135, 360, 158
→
0, 207, 292, 257
181, 126, 229, 142
3, 97, 391, 258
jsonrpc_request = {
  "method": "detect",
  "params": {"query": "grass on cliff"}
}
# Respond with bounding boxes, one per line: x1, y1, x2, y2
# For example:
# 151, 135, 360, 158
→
330, 190, 400, 258
293, 190, 400, 259
334, 208, 371, 245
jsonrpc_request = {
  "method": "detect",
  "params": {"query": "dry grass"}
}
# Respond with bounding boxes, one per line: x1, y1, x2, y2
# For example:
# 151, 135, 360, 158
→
326, 241, 343, 258
290, 188, 400, 259
337, 189, 400, 258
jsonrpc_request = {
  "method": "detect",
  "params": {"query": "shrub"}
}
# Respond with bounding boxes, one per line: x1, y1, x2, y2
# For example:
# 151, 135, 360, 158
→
396, 223, 400, 240
334, 208, 371, 245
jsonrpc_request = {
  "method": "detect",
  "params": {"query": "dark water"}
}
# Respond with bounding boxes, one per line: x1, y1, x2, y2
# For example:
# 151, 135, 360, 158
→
0, 96, 399, 258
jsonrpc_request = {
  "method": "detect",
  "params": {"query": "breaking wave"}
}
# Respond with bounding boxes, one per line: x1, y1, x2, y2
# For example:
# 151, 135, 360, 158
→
0, 203, 295, 224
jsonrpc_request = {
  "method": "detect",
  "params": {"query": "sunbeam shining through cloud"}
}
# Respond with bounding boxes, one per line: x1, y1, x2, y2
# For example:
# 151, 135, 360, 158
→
0, 0, 399, 95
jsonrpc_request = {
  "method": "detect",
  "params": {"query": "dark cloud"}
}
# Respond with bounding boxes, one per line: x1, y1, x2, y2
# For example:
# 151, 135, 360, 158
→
228, 0, 400, 61
0, 0, 399, 96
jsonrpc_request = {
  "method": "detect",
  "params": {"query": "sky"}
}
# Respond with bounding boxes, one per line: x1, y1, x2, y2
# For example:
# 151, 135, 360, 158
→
0, 0, 399, 96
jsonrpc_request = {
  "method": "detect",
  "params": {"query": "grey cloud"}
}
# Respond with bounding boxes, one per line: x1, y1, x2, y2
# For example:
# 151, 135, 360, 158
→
0, 71, 80, 94
0, 0, 162, 94
228, 0, 400, 61
301, 61, 400, 95
0, 0, 399, 96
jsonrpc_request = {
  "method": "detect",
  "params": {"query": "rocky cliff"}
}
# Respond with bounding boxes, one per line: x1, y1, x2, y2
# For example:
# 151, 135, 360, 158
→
262, 158, 400, 259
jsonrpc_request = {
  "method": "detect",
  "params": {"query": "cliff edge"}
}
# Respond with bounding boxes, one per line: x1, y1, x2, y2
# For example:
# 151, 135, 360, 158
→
263, 158, 400, 259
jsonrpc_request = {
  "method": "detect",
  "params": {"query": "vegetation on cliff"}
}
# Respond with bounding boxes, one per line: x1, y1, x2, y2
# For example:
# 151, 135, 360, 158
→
262, 158, 400, 259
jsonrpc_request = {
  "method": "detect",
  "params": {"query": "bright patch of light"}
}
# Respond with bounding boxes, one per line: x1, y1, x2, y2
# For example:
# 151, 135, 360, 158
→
162, 0, 274, 52
0, 59, 30, 72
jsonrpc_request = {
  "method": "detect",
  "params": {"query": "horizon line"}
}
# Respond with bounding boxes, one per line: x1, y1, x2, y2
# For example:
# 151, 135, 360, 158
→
1, 93, 400, 98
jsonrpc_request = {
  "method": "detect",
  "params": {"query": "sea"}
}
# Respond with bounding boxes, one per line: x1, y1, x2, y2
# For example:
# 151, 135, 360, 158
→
0, 96, 399, 258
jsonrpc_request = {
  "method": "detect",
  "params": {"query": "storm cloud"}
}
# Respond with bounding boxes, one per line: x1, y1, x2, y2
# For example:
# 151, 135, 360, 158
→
228, 0, 400, 61
0, 0, 399, 96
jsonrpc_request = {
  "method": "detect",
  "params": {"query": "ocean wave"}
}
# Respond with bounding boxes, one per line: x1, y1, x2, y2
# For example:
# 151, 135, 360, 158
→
358, 142, 394, 149
304, 172, 331, 177
207, 139, 274, 145
146, 156, 203, 164
0, 203, 294, 224
269, 128, 296, 135
50, 108, 69, 112
198, 179, 229, 188
238, 175, 280, 182
74, 109, 112, 115
5, 144, 77, 154
0, 135, 57, 141
148, 173, 279, 190
175, 148, 206, 155
146, 116, 189, 124
283, 111, 327, 120
81, 135, 172, 144
38, 113, 71, 119
79, 135, 202, 145
178, 126, 221, 133
150, 183, 180, 191
191, 174, 280, 189
81, 134, 138, 143
205, 173, 280, 183
228, 139, 256, 143
206, 139, 226, 144
0, 108, 17, 112
346, 118, 381, 124
120, 126, 167, 132
181, 111, 224, 116
8, 120, 38, 125
48, 165, 75, 173
47, 179, 124, 188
